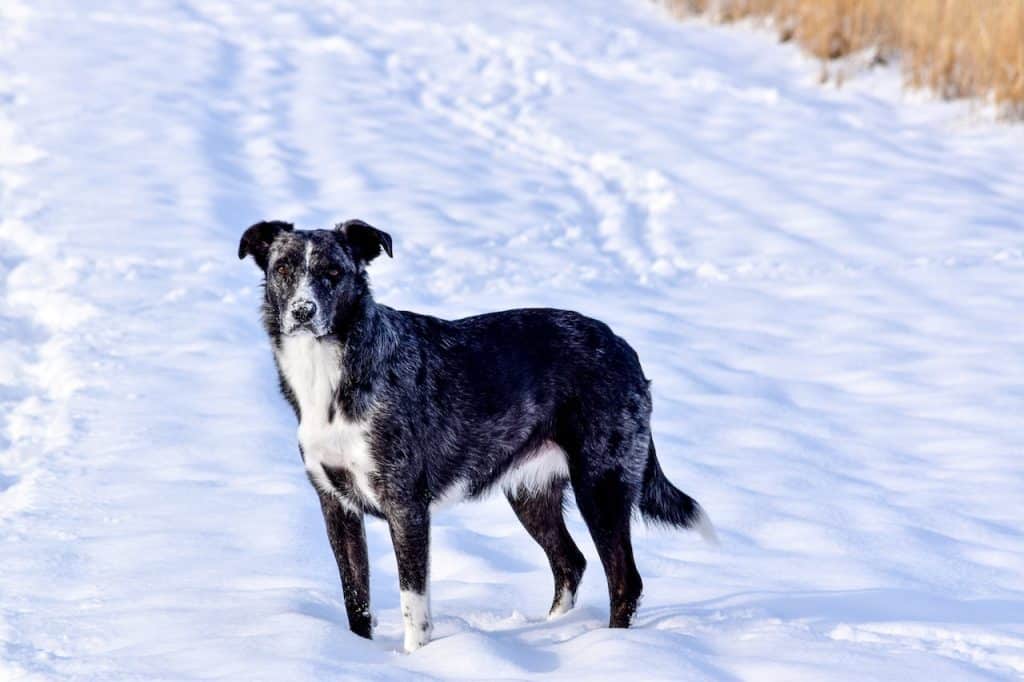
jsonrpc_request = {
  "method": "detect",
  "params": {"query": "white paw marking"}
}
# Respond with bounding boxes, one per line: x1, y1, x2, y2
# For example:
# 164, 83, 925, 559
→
548, 585, 576, 619
400, 589, 432, 652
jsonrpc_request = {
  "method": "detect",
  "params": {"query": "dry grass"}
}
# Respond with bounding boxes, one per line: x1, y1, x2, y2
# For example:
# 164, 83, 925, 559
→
667, 0, 1024, 117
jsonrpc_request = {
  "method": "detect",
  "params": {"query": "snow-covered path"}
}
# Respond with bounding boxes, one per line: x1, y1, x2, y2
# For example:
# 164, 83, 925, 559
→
2, 0, 1023, 679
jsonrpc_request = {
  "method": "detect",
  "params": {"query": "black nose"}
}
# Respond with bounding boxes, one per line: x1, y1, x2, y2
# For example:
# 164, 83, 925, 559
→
292, 300, 317, 323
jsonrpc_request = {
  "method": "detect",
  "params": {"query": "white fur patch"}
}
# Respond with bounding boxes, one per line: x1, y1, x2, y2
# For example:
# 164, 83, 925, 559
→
399, 589, 432, 652
694, 504, 720, 545
432, 443, 569, 510
548, 585, 575, 619
276, 334, 380, 512
499, 441, 570, 496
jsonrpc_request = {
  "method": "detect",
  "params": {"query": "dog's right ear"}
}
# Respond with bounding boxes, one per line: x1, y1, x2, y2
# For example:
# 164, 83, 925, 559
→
238, 220, 294, 270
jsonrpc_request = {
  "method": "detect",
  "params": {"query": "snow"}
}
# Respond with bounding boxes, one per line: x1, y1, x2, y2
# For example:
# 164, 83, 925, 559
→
2, 0, 1023, 679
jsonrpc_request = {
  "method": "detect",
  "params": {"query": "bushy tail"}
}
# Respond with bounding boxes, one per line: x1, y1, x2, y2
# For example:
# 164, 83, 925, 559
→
639, 439, 718, 545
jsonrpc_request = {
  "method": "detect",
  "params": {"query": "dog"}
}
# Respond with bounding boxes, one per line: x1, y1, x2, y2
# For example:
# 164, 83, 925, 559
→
238, 219, 715, 652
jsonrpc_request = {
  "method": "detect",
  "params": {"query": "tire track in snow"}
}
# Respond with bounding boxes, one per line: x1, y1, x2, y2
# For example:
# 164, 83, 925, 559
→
0, 4, 106, 675
0, 1, 95, 528
369, 17, 681, 282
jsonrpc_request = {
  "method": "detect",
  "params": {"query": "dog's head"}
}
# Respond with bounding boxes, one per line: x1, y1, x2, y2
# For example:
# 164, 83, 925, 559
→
238, 219, 392, 337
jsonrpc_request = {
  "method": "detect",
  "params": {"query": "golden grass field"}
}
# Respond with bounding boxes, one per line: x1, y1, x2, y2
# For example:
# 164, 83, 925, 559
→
668, 0, 1024, 117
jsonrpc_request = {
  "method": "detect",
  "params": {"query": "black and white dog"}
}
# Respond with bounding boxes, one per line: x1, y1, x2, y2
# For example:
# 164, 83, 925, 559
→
238, 219, 715, 652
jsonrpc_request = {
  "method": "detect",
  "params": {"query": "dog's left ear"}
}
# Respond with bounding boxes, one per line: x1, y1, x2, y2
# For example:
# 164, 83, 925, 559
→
337, 219, 393, 264
238, 220, 294, 270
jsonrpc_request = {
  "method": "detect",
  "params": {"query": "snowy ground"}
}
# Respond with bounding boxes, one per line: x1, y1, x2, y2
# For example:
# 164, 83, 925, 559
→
2, 0, 1023, 679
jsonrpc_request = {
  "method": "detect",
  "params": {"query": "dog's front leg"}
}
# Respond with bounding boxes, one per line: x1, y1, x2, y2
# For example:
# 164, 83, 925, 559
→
317, 493, 372, 639
387, 503, 432, 652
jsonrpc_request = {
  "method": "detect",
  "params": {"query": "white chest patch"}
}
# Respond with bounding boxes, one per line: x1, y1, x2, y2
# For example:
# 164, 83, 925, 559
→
276, 334, 380, 512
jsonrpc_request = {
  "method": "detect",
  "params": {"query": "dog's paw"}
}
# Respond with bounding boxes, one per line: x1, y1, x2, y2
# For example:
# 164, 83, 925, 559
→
403, 620, 432, 653
547, 587, 577, 620
400, 589, 432, 653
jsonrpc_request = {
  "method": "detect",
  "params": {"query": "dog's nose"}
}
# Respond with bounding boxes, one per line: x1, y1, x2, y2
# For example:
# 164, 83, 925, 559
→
292, 300, 317, 324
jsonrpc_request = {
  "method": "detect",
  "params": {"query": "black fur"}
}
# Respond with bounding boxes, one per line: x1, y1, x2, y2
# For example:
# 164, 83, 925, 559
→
317, 489, 372, 638
507, 482, 587, 616
640, 439, 705, 528
239, 219, 713, 648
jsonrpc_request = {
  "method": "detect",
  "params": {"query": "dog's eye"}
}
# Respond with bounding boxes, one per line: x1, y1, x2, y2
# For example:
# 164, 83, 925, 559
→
275, 264, 290, 278
326, 268, 340, 280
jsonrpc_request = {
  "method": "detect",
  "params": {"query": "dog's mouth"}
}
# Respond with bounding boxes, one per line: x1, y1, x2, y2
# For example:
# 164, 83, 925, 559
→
282, 320, 334, 340
282, 318, 324, 337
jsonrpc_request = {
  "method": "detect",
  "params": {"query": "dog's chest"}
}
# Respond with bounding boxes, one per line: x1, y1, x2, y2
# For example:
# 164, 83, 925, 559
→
276, 335, 379, 511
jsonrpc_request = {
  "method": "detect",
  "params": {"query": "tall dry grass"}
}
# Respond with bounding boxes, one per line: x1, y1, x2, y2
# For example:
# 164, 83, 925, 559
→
668, 0, 1024, 117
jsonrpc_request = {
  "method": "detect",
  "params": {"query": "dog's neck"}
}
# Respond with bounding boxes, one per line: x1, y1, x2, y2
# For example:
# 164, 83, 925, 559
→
332, 292, 391, 370
325, 291, 397, 417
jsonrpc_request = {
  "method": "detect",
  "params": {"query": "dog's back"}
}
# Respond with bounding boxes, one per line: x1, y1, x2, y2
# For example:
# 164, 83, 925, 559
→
366, 306, 650, 497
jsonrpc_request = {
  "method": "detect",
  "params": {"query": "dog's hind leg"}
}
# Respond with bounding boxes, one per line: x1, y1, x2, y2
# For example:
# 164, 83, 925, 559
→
570, 464, 643, 628
506, 481, 587, 619
317, 492, 372, 638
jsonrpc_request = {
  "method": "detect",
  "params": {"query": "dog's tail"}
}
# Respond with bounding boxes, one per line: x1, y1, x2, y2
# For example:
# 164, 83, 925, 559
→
638, 438, 718, 545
